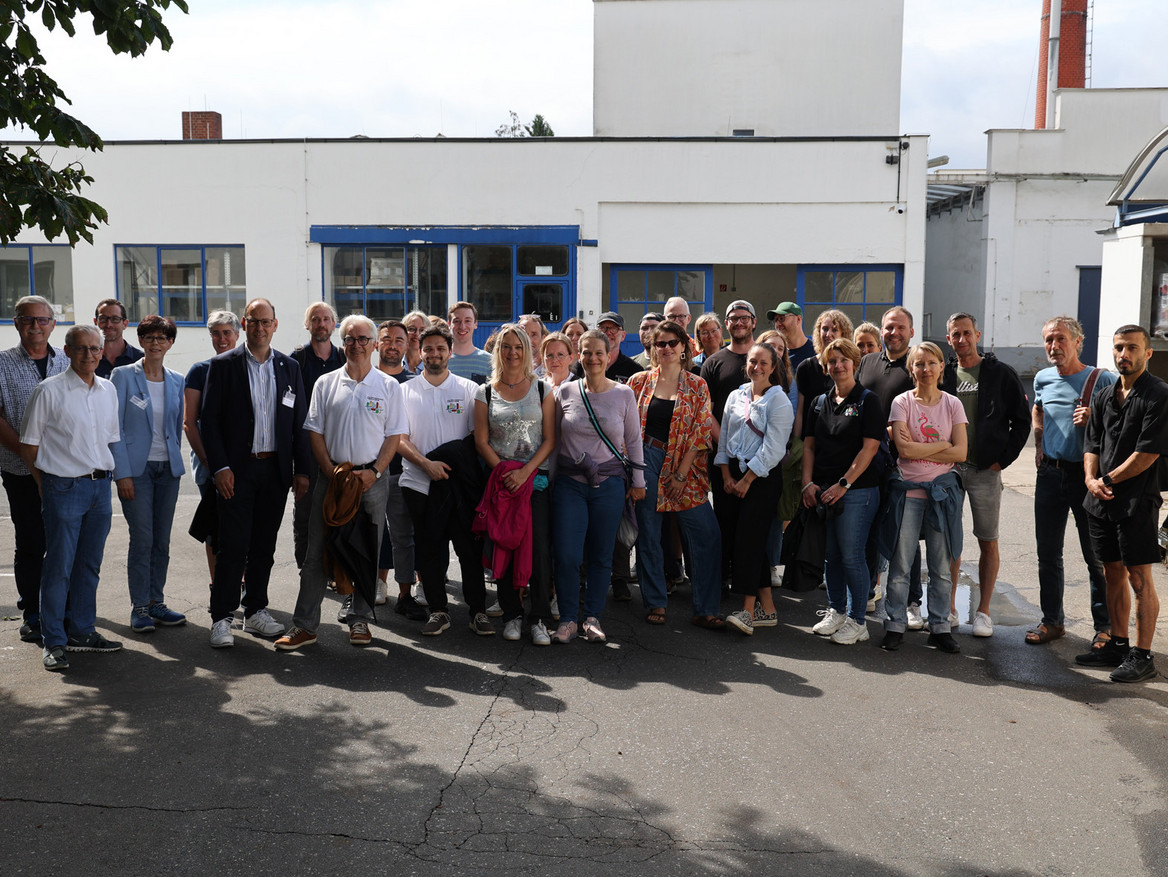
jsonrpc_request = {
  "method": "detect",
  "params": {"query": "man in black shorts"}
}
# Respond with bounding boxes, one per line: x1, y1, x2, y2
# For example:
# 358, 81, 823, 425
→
1078, 325, 1168, 682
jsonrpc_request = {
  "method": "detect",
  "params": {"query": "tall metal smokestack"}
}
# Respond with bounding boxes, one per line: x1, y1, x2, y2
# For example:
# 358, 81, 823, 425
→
1035, 0, 1089, 129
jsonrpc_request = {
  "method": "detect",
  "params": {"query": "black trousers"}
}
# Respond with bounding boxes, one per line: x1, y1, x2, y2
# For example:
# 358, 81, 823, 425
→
403, 485, 485, 617
2, 471, 44, 618
209, 457, 287, 623
494, 487, 553, 625
721, 461, 784, 598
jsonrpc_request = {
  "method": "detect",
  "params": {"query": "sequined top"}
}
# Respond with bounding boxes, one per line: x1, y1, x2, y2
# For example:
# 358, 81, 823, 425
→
475, 380, 545, 464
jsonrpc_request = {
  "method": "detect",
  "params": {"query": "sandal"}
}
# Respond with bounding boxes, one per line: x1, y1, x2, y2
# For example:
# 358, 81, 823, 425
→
646, 608, 667, 625
691, 615, 726, 630
1024, 623, 1065, 645
1091, 630, 1112, 649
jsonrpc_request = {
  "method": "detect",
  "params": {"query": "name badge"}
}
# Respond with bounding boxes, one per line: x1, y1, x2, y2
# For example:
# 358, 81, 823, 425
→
282, 389, 296, 408
130, 395, 148, 410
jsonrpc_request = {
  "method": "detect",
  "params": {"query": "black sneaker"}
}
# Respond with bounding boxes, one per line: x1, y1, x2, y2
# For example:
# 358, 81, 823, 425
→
395, 594, 429, 621
19, 615, 41, 643
927, 632, 960, 653
611, 580, 632, 602
881, 631, 904, 651
421, 611, 451, 636
65, 632, 123, 653
1075, 639, 1129, 667
42, 646, 69, 671
1110, 651, 1157, 683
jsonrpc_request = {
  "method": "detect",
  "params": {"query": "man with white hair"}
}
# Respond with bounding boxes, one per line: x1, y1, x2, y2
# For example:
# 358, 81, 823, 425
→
276, 315, 408, 649
20, 324, 122, 670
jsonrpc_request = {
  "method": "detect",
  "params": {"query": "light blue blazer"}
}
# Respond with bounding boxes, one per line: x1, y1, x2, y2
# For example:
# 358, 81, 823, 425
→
110, 361, 186, 479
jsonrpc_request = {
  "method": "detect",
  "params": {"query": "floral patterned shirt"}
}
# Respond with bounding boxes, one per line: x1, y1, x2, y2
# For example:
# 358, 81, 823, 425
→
627, 368, 713, 512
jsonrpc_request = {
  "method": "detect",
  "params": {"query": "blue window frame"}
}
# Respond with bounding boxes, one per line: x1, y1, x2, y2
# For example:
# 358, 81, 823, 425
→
0, 244, 75, 324
609, 264, 713, 357
115, 245, 246, 325
795, 264, 903, 331
322, 245, 447, 321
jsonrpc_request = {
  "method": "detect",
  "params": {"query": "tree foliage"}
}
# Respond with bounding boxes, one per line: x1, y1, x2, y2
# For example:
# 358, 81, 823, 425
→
0, 0, 188, 246
495, 110, 554, 139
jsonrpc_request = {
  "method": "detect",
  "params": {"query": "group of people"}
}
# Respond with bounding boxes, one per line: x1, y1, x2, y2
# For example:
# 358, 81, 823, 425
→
1, 290, 1164, 683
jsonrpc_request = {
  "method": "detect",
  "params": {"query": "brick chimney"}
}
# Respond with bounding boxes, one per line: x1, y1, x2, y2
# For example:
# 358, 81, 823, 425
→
182, 111, 223, 140
1035, 0, 1088, 129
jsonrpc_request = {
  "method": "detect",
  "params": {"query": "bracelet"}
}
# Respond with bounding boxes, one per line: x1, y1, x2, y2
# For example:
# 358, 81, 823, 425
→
673, 473, 686, 483
801, 483, 817, 493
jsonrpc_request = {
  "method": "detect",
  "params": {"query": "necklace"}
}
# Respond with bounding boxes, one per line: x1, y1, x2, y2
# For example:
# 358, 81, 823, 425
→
504, 376, 528, 390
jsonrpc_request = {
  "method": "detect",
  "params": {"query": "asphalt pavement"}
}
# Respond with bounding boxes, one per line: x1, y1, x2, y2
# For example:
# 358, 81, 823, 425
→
3, 441, 1167, 876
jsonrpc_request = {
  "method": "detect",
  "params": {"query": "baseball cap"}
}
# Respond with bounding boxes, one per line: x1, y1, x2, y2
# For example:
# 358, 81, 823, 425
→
597, 311, 625, 329
766, 301, 802, 319
725, 300, 755, 319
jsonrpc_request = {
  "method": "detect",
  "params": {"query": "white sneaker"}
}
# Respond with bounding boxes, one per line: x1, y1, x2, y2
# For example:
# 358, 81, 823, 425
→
375, 579, 389, 606
972, 611, 993, 637
947, 611, 959, 630
209, 618, 234, 648
486, 600, 504, 618
503, 617, 522, 641
831, 616, 870, 645
906, 602, 925, 631
770, 565, 783, 586
812, 608, 846, 636
550, 597, 560, 621
243, 608, 283, 637
530, 621, 551, 646
413, 583, 428, 607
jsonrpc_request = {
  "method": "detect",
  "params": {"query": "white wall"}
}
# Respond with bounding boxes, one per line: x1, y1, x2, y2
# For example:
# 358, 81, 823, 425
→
1097, 223, 1164, 366
593, 0, 903, 137
2, 134, 927, 373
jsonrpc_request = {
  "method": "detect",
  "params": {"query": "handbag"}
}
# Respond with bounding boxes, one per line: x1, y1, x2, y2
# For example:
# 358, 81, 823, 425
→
580, 383, 643, 548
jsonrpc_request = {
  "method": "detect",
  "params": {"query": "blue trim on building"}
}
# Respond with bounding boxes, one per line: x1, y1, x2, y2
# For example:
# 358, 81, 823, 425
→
0, 243, 75, 324
310, 225, 582, 246
794, 263, 903, 323
607, 263, 714, 357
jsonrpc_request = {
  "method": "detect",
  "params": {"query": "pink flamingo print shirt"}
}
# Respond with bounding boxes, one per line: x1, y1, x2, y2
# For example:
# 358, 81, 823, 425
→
889, 391, 968, 498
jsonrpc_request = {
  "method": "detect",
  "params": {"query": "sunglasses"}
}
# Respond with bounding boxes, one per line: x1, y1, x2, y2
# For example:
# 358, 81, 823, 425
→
654, 338, 682, 349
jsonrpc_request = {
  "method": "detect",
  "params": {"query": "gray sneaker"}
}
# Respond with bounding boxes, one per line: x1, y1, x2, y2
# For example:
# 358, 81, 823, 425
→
726, 609, 754, 636
243, 608, 283, 637
65, 632, 122, 653
469, 613, 495, 636
530, 621, 551, 646
43, 646, 69, 671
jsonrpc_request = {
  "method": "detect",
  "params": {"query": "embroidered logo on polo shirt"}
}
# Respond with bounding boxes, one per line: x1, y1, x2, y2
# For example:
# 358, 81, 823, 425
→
446, 399, 464, 415
365, 398, 384, 414
843, 404, 861, 417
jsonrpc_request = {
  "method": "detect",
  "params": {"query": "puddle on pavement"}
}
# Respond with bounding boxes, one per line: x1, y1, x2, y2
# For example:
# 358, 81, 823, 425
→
947, 569, 1034, 628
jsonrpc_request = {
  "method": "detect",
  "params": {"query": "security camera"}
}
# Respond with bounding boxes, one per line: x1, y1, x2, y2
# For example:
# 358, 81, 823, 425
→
896, 205, 905, 215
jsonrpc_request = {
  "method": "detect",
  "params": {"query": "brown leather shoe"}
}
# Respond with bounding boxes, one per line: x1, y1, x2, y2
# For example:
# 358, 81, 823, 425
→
1024, 623, 1065, 645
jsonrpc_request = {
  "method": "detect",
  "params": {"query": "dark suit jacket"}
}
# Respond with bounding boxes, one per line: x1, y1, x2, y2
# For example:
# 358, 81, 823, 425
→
199, 345, 310, 488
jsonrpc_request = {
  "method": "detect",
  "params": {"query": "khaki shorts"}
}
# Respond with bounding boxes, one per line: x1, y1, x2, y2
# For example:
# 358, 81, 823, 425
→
956, 464, 1002, 543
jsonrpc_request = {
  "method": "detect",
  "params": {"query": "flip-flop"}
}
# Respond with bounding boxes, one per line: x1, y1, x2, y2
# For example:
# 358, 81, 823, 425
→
1024, 623, 1065, 645
646, 608, 667, 625
690, 615, 726, 630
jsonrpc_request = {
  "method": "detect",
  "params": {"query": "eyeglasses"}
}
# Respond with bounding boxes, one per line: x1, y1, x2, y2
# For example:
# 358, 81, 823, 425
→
726, 315, 754, 324
140, 335, 171, 345
343, 335, 372, 347
96, 315, 125, 325
245, 318, 274, 328
14, 315, 52, 327
654, 338, 682, 349
72, 346, 102, 356
405, 327, 421, 335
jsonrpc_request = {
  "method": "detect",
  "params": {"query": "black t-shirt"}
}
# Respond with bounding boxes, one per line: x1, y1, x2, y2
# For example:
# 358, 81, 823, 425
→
787, 338, 816, 373
570, 352, 644, 384
645, 397, 674, 443
95, 341, 144, 379
856, 350, 912, 421
795, 355, 832, 427
292, 343, 345, 398
700, 347, 748, 428
1084, 369, 1168, 520
805, 383, 885, 490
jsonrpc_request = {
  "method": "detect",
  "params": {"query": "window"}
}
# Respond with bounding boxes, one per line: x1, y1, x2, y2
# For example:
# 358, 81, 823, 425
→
797, 265, 901, 330
462, 245, 513, 323
0, 245, 75, 323
324, 245, 446, 320
610, 265, 711, 337
116, 245, 246, 324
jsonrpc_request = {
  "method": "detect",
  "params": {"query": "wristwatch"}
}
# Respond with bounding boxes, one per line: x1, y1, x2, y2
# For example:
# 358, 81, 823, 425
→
838, 477, 851, 489
1101, 473, 1113, 487
374, 466, 384, 480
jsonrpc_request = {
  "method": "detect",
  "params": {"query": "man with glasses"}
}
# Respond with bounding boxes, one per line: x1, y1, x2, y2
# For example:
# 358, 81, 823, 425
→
768, 302, 814, 372
200, 298, 310, 648
275, 316, 407, 650
94, 298, 143, 379
0, 295, 68, 643
20, 325, 121, 670
571, 312, 643, 383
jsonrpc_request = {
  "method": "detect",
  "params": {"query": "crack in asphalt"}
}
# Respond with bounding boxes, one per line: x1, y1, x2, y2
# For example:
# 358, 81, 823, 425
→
1, 795, 246, 813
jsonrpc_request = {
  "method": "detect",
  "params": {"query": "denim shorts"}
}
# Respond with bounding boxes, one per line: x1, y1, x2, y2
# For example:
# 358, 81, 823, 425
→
956, 463, 1002, 542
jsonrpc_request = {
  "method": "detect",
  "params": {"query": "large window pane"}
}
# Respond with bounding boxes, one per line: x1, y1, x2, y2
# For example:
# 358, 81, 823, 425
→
159, 248, 203, 324
327, 247, 364, 317
836, 271, 864, 303
31, 247, 75, 323
365, 247, 406, 322
204, 247, 246, 316
676, 270, 705, 303
646, 271, 674, 302
521, 284, 563, 324
413, 247, 447, 317
119, 247, 159, 322
617, 270, 645, 301
867, 271, 896, 303
0, 249, 31, 319
462, 245, 512, 322
517, 245, 569, 276
804, 271, 833, 303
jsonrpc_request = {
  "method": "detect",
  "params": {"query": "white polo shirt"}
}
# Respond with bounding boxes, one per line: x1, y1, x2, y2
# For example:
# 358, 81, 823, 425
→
304, 365, 408, 465
399, 371, 477, 495
21, 368, 119, 477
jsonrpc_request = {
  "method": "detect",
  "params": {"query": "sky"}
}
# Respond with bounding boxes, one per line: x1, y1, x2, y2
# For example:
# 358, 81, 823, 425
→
3, 0, 1167, 169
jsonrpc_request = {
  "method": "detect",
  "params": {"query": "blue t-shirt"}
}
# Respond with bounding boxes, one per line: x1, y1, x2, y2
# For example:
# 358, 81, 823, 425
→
184, 359, 212, 484
447, 349, 491, 385
1033, 365, 1117, 462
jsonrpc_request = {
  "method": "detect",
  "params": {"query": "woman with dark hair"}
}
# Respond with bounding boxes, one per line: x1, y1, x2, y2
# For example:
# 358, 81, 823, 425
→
801, 337, 884, 645
560, 317, 588, 355
111, 315, 187, 632
716, 342, 794, 634
552, 329, 645, 643
627, 320, 723, 628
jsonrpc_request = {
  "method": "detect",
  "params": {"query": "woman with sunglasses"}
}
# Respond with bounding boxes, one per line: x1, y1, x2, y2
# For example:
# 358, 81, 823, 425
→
627, 321, 723, 628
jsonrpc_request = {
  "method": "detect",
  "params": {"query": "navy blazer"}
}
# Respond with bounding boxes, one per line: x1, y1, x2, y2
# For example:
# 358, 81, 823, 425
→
110, 360, 186, 479
199, 345, 310, 488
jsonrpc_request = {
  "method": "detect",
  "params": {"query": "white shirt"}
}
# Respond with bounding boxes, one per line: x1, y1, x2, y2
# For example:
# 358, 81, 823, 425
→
304, 365, 408, 465
400, 371, 478, 495
21, 368, 119, 477
244, 345, 277, 454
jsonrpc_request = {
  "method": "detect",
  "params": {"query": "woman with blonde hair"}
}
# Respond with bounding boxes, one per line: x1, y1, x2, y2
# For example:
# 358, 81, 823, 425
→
794, 309, 855, 438
540, 332, 575, 388
693, 312, 724, 366
854, 322, 882, 357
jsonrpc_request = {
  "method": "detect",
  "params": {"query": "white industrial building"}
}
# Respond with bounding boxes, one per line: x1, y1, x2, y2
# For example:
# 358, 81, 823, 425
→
1, 0, 926, 370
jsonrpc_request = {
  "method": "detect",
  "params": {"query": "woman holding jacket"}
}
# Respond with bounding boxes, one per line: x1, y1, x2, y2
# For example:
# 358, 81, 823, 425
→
627, 320, 723, 629
110, 315, 187, 633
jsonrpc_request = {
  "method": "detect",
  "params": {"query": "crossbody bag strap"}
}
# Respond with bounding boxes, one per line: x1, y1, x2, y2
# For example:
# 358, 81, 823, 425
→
580, 384, 627, 466
1080, 367, 1103, 408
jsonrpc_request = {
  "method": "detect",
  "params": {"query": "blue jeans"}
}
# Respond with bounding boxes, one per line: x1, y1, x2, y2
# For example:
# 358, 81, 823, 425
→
120, 460, 181, 609
552, 475, 625, 625
824, 486, 879, 623
885, 496, 953, 633
39, 473, 113, 648
1035, 461, 1110, 630
635, 444, 722, 616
